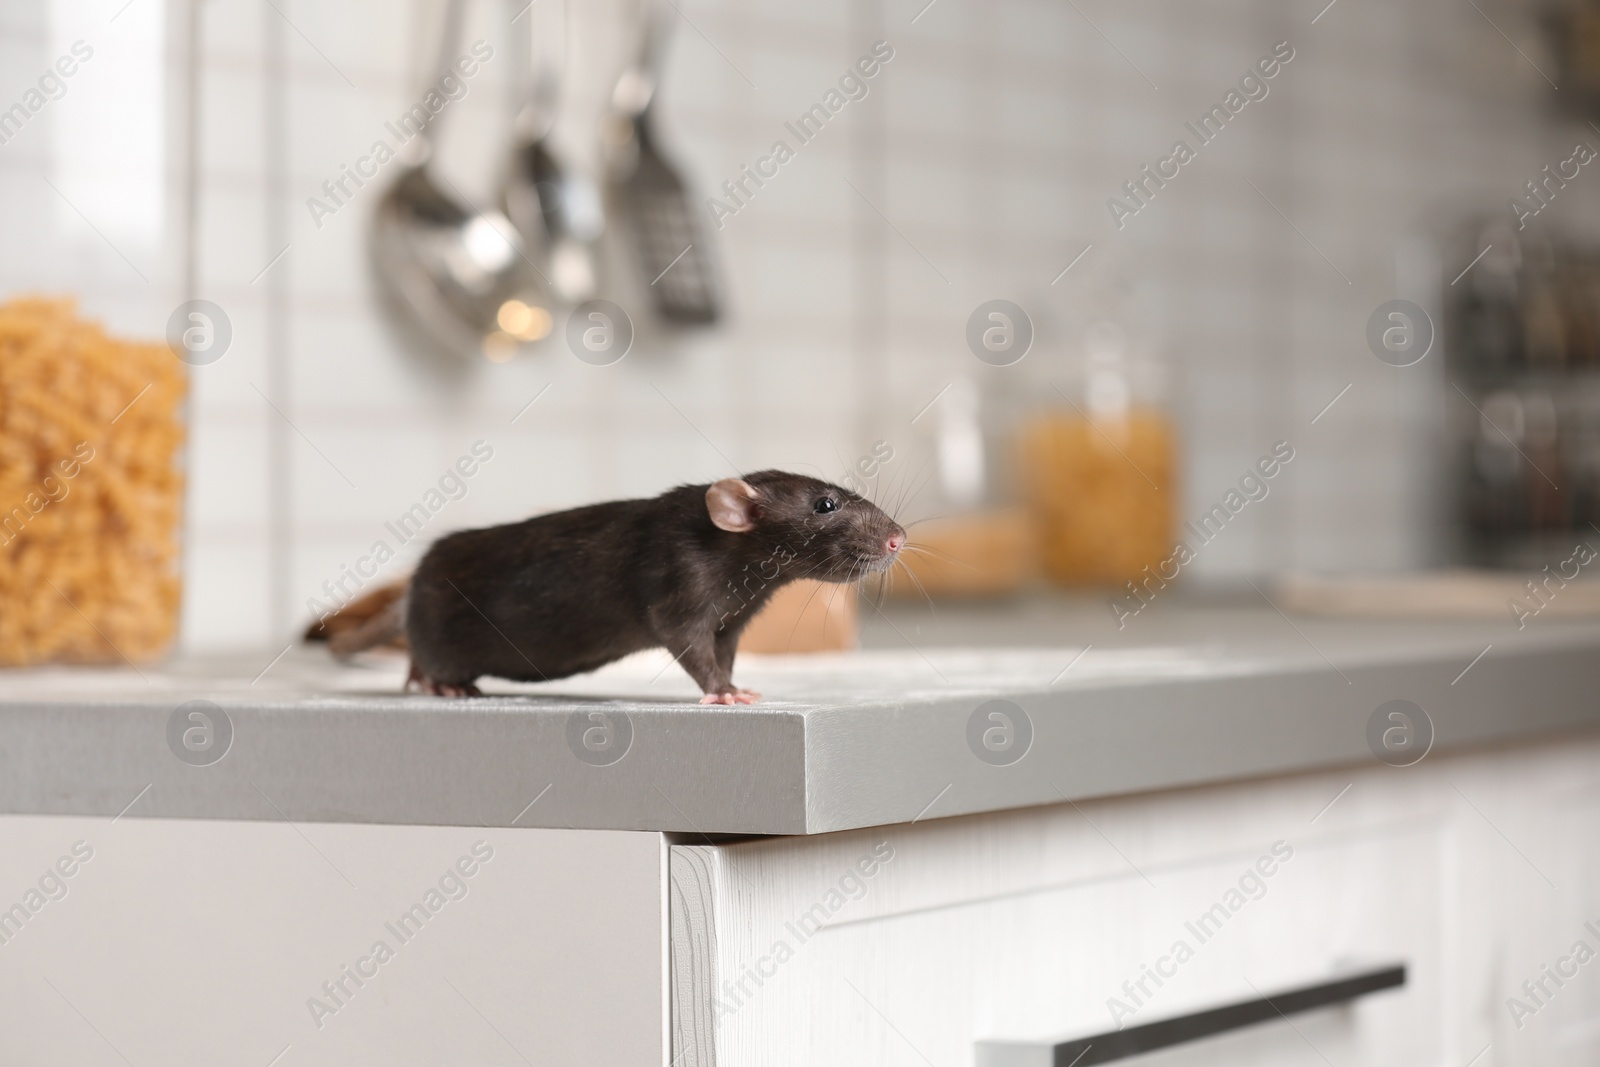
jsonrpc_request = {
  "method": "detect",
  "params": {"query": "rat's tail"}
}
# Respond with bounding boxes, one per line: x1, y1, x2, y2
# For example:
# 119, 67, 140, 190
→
303, 578, 409, 658
327, 599, 405, 658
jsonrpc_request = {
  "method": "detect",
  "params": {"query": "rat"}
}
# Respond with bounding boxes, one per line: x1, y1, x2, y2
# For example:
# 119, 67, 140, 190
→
329, 470, 905, 703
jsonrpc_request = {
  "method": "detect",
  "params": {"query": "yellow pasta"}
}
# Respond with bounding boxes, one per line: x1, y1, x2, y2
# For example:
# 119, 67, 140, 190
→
1019, 408, 1176, 586
0, 297, 185, 665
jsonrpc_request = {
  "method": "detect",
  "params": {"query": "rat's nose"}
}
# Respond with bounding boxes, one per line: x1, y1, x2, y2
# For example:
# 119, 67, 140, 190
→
886, 532, 904, 554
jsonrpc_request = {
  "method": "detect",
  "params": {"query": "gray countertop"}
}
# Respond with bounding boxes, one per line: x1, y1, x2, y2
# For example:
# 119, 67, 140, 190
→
3, 597, 1597, 835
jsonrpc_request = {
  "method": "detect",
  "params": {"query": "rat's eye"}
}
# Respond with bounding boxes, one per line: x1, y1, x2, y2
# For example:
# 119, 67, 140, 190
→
814, 497, 839, 514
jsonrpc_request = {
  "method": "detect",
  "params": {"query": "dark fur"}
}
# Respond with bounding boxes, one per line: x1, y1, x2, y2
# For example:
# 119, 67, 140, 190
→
405, 470, 904, 697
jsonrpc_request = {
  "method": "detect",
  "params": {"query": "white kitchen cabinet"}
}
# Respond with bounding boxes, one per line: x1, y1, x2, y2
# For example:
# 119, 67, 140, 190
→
0, 820, 668, 1066
1458, 741, 1600, 1067
671, 733, 1600, 1067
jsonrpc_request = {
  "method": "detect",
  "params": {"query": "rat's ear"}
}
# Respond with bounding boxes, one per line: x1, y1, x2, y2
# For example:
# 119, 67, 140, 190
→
706, 478, 761, 533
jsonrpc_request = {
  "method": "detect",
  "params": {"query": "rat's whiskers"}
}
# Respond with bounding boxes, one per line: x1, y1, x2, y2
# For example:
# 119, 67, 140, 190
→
902, 542, 980, 572
893, 555, 937, 612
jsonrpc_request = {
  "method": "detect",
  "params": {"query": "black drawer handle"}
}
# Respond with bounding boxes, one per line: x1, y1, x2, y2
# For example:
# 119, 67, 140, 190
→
976, 961, 1406, 1067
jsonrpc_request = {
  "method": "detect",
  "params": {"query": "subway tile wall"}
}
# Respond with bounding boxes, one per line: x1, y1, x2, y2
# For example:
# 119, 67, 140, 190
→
2, 0, 1595, 652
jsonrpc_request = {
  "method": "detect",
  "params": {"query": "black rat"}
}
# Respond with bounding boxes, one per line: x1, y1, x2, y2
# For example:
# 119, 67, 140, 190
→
331, 470, 906, 703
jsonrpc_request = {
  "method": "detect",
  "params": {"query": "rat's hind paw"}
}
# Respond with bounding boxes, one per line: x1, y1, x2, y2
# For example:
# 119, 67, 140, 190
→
699, 688, 762, 705
405, 662, 482, 697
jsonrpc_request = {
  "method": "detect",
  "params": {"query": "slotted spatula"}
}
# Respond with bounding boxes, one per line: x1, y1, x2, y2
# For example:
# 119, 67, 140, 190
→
606, 0, 721, 324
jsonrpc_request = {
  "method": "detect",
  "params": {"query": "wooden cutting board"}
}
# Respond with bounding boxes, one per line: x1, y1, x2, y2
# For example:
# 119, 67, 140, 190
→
1275, 568, 1600, 619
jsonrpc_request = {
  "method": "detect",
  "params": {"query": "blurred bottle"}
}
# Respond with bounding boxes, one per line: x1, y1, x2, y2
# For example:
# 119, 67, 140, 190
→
1455, 221, 1523, 374
1019, 318, 1176, 586
1445, 217, 1600, 565
1521, 237, 1566, 370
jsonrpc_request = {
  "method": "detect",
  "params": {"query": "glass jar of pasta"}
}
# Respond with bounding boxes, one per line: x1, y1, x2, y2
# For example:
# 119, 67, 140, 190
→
1019, 318, 1177, 587
0, 298, 186, 665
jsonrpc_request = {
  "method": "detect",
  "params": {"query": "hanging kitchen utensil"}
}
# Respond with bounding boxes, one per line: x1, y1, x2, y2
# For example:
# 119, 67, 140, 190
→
501, 0, 603, 305
371, 0, 555, 362
605, 0, 721, 325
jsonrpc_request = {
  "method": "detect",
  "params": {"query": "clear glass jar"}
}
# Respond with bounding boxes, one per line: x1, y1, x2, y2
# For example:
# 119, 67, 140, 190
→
1018, 311, 1177, 587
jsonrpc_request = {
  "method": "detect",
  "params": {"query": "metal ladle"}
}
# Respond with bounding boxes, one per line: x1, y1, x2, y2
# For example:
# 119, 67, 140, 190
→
370, 0, 555, 362
501, 0, 602, 305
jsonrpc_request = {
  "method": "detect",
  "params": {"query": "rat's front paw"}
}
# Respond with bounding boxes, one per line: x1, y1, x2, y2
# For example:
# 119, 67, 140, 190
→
733, 688, 761, 704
